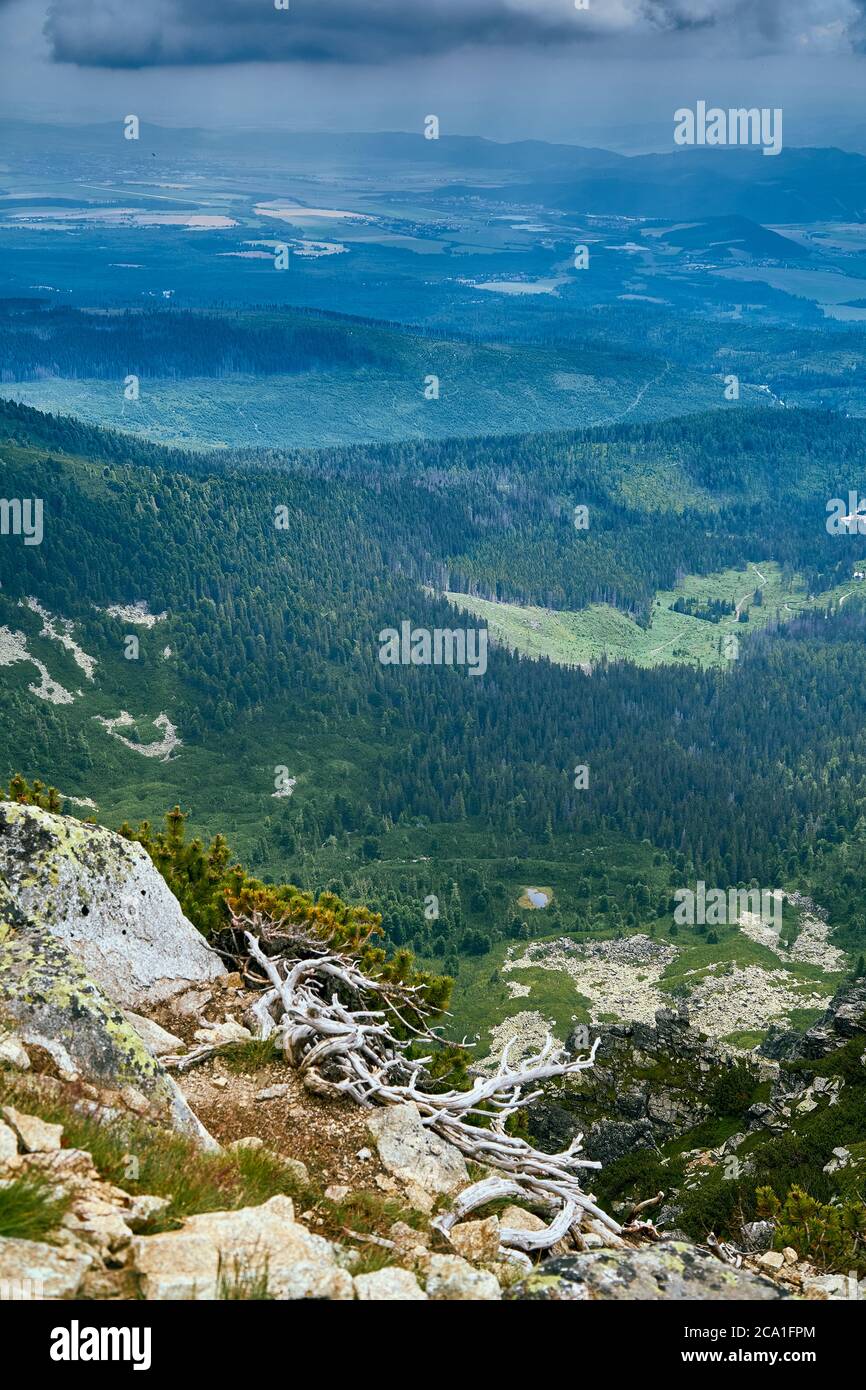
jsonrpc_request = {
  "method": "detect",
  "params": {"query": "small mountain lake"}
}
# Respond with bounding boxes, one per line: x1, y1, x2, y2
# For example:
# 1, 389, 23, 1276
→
519, 886, 553, 909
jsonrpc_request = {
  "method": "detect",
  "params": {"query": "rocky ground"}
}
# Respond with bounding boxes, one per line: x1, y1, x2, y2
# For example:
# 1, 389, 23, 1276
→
0, 1057, 800, 1302
500, 902, 843, 1054
0, 802, 862, 1301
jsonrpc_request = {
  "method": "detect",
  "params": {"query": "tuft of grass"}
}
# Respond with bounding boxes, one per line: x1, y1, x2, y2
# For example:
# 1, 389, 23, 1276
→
219, 1039, 281, 1075
349, 1245, 396, 1277
217, 1250, 274, 1300
0, 1174, 71, 1242
317, 1186, 428, 1248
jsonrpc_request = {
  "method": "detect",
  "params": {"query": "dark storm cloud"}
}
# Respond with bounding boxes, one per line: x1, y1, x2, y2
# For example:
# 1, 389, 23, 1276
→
43, 0, 596, 68
42, 0, 865, 68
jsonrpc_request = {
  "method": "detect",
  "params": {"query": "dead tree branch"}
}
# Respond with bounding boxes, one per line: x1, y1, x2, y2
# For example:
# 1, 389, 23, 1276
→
239, 921, 623, 1254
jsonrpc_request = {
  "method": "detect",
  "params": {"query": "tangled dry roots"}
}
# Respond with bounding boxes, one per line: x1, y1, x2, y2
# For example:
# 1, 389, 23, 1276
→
232, 914, 635, 1255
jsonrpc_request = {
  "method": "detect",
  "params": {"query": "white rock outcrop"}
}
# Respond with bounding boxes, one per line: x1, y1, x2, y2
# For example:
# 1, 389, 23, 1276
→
354, 1267, 428, 1301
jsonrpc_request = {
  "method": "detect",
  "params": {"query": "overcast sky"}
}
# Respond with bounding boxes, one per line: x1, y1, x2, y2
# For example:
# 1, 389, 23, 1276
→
1, 0, 865, 149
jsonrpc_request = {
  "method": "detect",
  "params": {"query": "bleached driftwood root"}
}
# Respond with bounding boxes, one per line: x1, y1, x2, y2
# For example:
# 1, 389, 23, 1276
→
238, 918, 625, 1254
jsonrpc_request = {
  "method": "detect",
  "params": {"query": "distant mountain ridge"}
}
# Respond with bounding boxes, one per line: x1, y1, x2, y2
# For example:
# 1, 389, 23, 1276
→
4, 119, 866, 222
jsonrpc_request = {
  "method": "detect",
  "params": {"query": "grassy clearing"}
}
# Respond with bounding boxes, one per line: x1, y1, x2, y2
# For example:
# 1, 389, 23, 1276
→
418, 940, 592, 1053
445, 562, 865, 671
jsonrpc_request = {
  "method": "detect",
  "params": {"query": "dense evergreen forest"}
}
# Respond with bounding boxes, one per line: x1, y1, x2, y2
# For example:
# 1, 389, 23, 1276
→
2, 395, 866, 977
0, 301, 391, 381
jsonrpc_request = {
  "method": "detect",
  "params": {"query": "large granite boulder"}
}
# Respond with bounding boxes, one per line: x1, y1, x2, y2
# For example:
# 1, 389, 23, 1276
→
0, 801, 224, 1008
0, 803, 221, 1145
367, 1102, 469, 1201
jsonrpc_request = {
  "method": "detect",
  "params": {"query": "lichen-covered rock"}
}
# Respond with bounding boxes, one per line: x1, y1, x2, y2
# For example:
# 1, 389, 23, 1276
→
0, 801, 224, 1008
131, 1195, 354, 1300
0, 882, 215, 1148
506, 1242, 789, 1301
449, 1216, 501, 1263
802, 1272, 862, 1300
0, 1027, 30, 1069
367, 1102, 468, 1198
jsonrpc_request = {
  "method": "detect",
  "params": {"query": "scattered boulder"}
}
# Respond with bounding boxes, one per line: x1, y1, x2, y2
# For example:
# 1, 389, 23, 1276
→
123, 1012, 185, 1058
0, 1028, 30, 1070
0, 1122, 19, 1163
193, 1021, 252, 1047
758, 1250, 785, 1272
803, 1272, 861, 1300
0, 1236, 93, 1300
449, 1216, 501, 1263
124, 1195, 170, 1231
500, 1204, 547, 1235
354, 1267, 428, 1301
388, 1221, 430, 1259
423, 1253, 501, 1301
131, 1195, 354, 1300
254, 1084, 292, 1103
62, 1196, 134, 1259
1, 1106, 62, 1153
367, 1103, 468, 1200
823, 1146, 853, 1175
507, 1242, 789, 1301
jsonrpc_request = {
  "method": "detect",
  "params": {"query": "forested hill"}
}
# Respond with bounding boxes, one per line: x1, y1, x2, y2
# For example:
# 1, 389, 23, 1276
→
2, 396, 865, 619
5, 397, 866, 917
